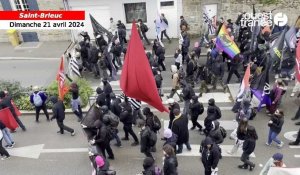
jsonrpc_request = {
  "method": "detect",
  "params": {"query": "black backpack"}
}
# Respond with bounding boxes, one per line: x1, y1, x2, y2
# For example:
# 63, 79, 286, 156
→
155, 74, 162, 87
219, 126, 227, 138
143, 24, 149, 32
152, 115, 161, 131
148, 130, 157, 147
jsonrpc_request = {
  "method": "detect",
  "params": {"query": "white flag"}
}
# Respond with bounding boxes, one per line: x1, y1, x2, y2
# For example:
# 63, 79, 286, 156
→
267, 167, 300, 175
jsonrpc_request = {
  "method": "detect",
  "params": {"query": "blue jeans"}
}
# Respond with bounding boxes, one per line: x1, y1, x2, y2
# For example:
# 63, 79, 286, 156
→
2, 128, 14, 145
268, 129, 281, 144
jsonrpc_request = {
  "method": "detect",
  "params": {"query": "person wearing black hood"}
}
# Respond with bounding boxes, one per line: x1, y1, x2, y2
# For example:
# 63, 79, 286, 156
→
186, 53, 196, 87
141, 157, 157, 175
95, 34, 108, 52
49, 96, 75, 136
89, 43, 101, 79
143, 107, 161, 152
189, 96, 204, 131
117, 20, 127, 46
96, 87, 106, 107
200, 137, 220, 175
239, 125, 257, 171
155, 41, 166, 71
211, 51, 226, 91
120, 98, 139, 146
207, 98, 222, 120
208, 120, 224, 145
138, 119, 155, 159
226, 54, 242, 84
102, 78, 113, 109
0, 91, 26, 131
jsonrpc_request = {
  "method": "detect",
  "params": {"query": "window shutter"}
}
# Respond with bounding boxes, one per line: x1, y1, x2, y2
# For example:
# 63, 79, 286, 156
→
27, 0, 39, 10
0, 0, 12, 10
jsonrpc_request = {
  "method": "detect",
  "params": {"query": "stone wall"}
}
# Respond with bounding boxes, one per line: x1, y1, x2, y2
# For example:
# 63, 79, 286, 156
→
183, 0, 300, 35
0, 0, 71, 42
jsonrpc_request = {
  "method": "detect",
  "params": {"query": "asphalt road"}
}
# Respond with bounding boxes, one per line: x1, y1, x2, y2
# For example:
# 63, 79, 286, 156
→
1, 99, 300, 175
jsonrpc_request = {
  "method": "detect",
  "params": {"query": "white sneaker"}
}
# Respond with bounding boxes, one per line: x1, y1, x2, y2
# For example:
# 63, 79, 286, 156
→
227, 151, 233, 155
71, 131, 75, 136
266, 142, 271, 146
275, 74, 279, 79
277, 142, 284, 148
290, 93, 295, 97
1, 156, 10, 160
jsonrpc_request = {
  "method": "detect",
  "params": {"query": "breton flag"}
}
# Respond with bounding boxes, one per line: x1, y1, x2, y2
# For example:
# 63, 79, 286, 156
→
155, 11, 168, 41
117, 92, 142, 110
56, 56, 69, 100
237, 64, 251, 98
120, 21, 169, 113
70, 56, 81, 78
203, 7, 216, 35
296, 41, 300, 82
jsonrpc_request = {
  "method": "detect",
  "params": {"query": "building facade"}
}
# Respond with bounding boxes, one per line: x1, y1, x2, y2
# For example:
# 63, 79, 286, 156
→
0, 0, 71, 42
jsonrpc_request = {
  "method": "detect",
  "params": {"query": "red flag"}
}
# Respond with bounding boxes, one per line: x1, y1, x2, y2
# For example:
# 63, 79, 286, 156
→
56, 56, 69, 100
120, 21, 169, 113
296, 42, 300, 82
237, 64, 251, 98
0, 108, 18, 130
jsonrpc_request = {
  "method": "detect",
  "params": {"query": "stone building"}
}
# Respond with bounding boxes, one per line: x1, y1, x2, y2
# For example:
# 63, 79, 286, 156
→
0, 0, 71, 42
183, 0, 300, 35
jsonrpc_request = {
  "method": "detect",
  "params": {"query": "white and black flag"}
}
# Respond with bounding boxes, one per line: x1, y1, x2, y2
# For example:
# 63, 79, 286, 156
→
70, 56, 81, 78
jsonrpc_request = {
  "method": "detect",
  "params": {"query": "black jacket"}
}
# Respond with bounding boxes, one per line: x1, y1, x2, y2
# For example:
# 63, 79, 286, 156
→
182, 82, 194, 101
201, 137, 220, 169
163, 155, 178, 175
208, 121, 224, 144
155, 45, 165, 61
207, 105, 222, 120
242, 137, 256, 154
96, 93, 106, 107
181, 35, 190, 53
171, 114, 189, 144
140, 23, 148, 33
269, 115, 284, 134
94, 121, 110, 146
50, 96, 65, 121
237, 127, 248, 140
89, 46, 99, 63
211, 55, 225, 77
189, 101, 203, 117
110, 98, 122, 117
120, 110, 133, 125
186, 59, 195, 76
145, 113, 160, 132
140, 126, 152, 153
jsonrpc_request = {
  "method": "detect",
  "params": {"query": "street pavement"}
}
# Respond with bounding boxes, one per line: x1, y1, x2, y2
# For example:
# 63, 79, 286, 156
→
1, 39, 300, 174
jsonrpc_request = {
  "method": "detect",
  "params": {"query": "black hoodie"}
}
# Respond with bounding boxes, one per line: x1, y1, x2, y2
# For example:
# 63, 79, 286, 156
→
201, 137, 220, 169
50, 96, 65, 121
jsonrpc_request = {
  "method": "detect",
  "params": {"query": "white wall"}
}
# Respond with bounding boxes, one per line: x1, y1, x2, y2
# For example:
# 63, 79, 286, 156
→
67, 0, 181, 39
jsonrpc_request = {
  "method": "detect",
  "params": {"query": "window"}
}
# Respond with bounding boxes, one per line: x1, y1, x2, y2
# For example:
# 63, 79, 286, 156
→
14, 0, 29, 11
124, 2, 147, 23
160, 1, 174, 7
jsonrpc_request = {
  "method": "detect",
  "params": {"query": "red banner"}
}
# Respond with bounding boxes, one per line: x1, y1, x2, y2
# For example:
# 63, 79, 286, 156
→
0, 108, 18, 130
0, 11, 85, 20
11, 100, 21, 117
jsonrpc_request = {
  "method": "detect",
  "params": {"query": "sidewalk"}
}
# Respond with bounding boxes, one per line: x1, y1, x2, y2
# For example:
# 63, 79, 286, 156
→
0, 41, 72, 59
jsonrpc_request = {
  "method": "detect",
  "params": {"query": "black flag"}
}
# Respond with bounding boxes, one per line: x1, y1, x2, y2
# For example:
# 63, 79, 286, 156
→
89, 14, 113, 42
269, 28, 287, 67
250, 4, 260, 52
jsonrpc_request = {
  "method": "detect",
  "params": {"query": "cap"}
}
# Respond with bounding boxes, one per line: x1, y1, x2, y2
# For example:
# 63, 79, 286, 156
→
32, 86, 39, 91
273, 153, 283, 161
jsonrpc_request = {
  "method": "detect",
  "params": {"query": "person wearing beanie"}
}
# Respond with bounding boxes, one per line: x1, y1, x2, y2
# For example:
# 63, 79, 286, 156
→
96, 87, 106, 107
259, 153, 286, 175
200, 137, 220, 175
0, 90, 26, 131
92, 155, 111, 175
141, 157, 157, 175
163, 129, 178, 151
102, 79, 113, 109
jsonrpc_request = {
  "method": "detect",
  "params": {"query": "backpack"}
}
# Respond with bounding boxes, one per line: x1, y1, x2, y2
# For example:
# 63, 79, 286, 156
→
108, 113, 120, 127
188, 87, 195, 99
249, 108, 257, 120
143, 24, 149, 32
152, 115, 161, 131
33, 92, 43, 107
219, 126, 227, 138
198, 102, 204, 115
148, 130, 157, 147
154, 166, 162, 175
106, 127, 115, 141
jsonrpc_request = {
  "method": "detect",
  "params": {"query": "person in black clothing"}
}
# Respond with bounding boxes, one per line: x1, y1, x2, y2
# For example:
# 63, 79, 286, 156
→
0, 91, 26, 131
80, 31, 90, 42
180, 16, 188, 31
186, 53, 196, 87
96, 87, 106, 107
110, 93, 121, 117
226, 54, 242, 84
239, 125, 257, 171
89, 44, 100, 78
211, 52, 226, 91
181, 80, 195, 117
167, 98, 180, 129
163, 144, 178, 175
49, 96, 75, 136
155, 42, 166, 71
95, 34, 108, 53
29, 86, 50, 122
138, 19, 150, 45
207, 98, 222, 120
160, 13, 171, 43
171, 108, 191, 154
181, 32, 190, 64
111, 40, 123, 69
102, 78, 113, 109
79, 39, 91, 72
141, 157, 156, 175
189, 96, 204, 131
143, 107, 161, 152
138, 119, 154, 159
208, 121, 224, 145
200, 137, 220, 175
120, 99, 139, 146
117, 20, 127, 46
69, 82, 83, 122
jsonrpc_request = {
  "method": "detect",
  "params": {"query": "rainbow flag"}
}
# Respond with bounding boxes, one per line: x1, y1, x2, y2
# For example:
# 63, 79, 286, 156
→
216, 24, 240, 58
